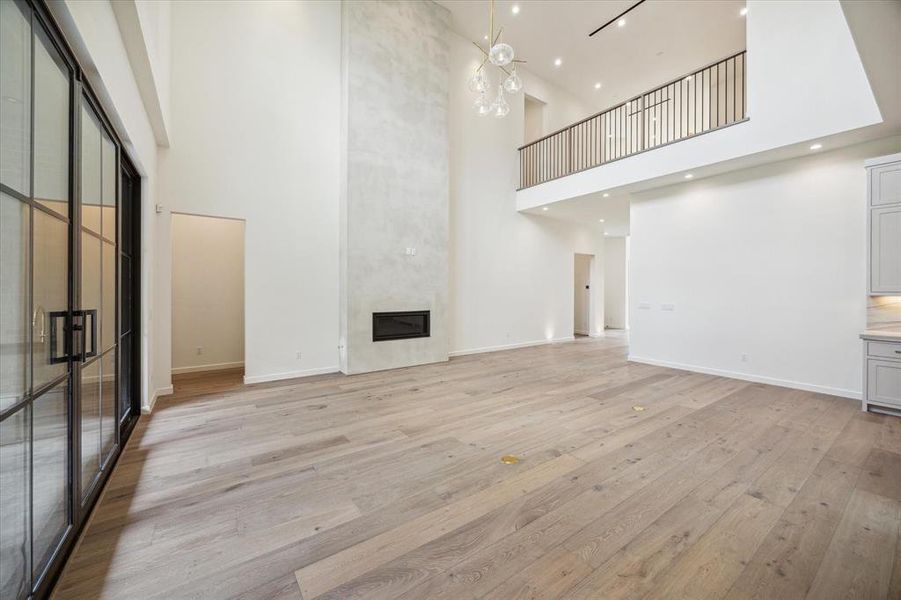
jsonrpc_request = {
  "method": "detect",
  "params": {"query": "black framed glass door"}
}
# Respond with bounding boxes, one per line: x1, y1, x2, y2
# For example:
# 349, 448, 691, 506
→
118, 158, 140, 439
0, 1, 140, 597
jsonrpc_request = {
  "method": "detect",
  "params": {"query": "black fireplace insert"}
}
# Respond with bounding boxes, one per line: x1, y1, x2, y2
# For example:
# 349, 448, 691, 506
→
372, 310, 430, 341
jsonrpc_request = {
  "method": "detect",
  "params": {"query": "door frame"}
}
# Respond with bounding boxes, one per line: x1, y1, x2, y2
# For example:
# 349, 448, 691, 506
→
573, 252, 595, 337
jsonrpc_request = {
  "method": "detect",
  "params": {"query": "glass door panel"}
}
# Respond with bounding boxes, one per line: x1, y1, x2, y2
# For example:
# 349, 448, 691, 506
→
102, 240, 115, 352
79, 358, 100, 498
0, 406, 30, 600
100, 350, 116, 464
79, 230, 101, 498
80, 231, 100, 359
101, 134, 115, 240
0, 0, 31, 196
33, 26, 69, 219
31, 381, 69, 579
79, 106, 101, 235
32, 209, 69, 390
0, 192, 29, 411
119, 335, 132, 423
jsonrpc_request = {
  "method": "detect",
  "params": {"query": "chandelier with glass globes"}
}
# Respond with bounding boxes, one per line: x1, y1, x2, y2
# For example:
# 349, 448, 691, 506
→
468, 0, 524, 118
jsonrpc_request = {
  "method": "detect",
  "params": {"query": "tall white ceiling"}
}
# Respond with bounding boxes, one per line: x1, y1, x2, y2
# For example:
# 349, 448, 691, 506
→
439, 0, 748, 113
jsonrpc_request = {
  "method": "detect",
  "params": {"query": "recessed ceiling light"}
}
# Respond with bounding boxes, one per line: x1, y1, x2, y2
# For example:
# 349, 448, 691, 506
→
810, 143, 823, 150
484, 35, 489, 40
684, 173, 694, 179
542, 206, 549, 211
617, 18, 626, 27
554, 58, 562, 67
604, 232, 610, 236
603, 193, 610, 198
740, 7, 748, 16
511, 4, 520, 14
598, 219, 605, 222
594, 82, 602, 90
684, 75, 693, 82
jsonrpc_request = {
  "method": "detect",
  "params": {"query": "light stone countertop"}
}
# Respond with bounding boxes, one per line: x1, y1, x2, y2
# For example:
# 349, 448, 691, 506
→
860, 328, 901, 342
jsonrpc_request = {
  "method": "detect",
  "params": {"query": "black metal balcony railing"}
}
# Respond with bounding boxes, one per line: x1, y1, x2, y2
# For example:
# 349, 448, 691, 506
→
518, 51, 747, 190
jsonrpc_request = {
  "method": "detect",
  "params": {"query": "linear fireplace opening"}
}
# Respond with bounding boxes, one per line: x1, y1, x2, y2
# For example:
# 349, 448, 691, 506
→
372, 310, 430, 342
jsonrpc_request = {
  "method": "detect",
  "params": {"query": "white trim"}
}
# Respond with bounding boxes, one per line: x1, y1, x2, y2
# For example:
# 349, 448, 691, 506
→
171, 361, 244, 375
864, 152, 901, 168
143, 385, 174, 414
243, 366, 339, 385
450, 336, 575, 358
628, 355, 861, 400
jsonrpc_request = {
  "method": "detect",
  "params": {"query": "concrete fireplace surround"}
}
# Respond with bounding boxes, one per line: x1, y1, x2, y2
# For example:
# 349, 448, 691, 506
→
339, 0, 451, 374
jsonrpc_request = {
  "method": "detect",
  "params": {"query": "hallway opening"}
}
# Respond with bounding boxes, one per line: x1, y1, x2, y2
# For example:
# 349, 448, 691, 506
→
170, 213, 245, 382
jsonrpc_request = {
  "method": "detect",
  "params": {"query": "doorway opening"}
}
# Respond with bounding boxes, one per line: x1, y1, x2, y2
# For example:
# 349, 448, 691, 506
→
604, 236, 629, 330
170, 213, 245, 387
524, 94, 546, 144
574, 253, 593, 337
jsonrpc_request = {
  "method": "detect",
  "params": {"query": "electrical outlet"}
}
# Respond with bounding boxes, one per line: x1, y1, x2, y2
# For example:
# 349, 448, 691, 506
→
196, 346, 203, 355
296, 351, 302, 360
741, 354, 748, 362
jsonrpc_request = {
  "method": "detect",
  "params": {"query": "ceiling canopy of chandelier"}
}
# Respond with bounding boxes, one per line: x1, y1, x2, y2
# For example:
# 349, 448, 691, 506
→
468, 0, 524, 118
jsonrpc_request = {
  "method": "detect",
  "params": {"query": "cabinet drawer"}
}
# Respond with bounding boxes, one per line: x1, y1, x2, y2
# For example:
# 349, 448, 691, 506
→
867, 341, 901, 359
867, 359, 901, 408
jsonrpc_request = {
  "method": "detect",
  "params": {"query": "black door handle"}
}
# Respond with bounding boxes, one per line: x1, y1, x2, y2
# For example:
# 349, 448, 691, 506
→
48, 311, 69, 364
81, 309, 97, 360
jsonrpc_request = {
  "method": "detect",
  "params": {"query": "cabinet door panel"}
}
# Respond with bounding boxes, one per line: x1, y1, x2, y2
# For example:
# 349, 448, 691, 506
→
867, 359, 901, 409
870, 205, 901, 294
871, 163, 901, 207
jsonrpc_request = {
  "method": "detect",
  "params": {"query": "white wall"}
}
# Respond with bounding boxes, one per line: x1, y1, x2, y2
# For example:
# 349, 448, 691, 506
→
517, 0, 884, 210
524, 95, 545, 144
449, 31, 606, 355
158, 0, 341, 385
604, 236, 628, 329
171, 214, 244, 374
629, 136, 901, 399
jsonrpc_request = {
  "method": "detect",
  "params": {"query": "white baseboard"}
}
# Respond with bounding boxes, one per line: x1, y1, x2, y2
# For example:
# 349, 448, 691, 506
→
143, 385, 174, 414
172, 361, 244, 375
450, 336, 575, 358
627, 355, 861, 400
243, 365, 339, 385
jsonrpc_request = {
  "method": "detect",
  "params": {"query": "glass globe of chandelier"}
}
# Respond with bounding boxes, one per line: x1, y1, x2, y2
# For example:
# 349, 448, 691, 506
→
469, 0, 524, 118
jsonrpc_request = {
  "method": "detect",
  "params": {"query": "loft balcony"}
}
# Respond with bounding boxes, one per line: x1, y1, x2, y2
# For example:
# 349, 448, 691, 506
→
515, 0, 888, 213
518, 52, 747, 190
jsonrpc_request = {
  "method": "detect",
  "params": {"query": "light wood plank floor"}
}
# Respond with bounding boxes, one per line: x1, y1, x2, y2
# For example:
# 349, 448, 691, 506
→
53, 336, 901, 599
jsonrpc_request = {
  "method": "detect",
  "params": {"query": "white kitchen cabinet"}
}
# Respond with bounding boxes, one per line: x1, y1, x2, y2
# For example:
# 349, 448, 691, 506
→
861, 332, 901, 415
867, 154, 901, 295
